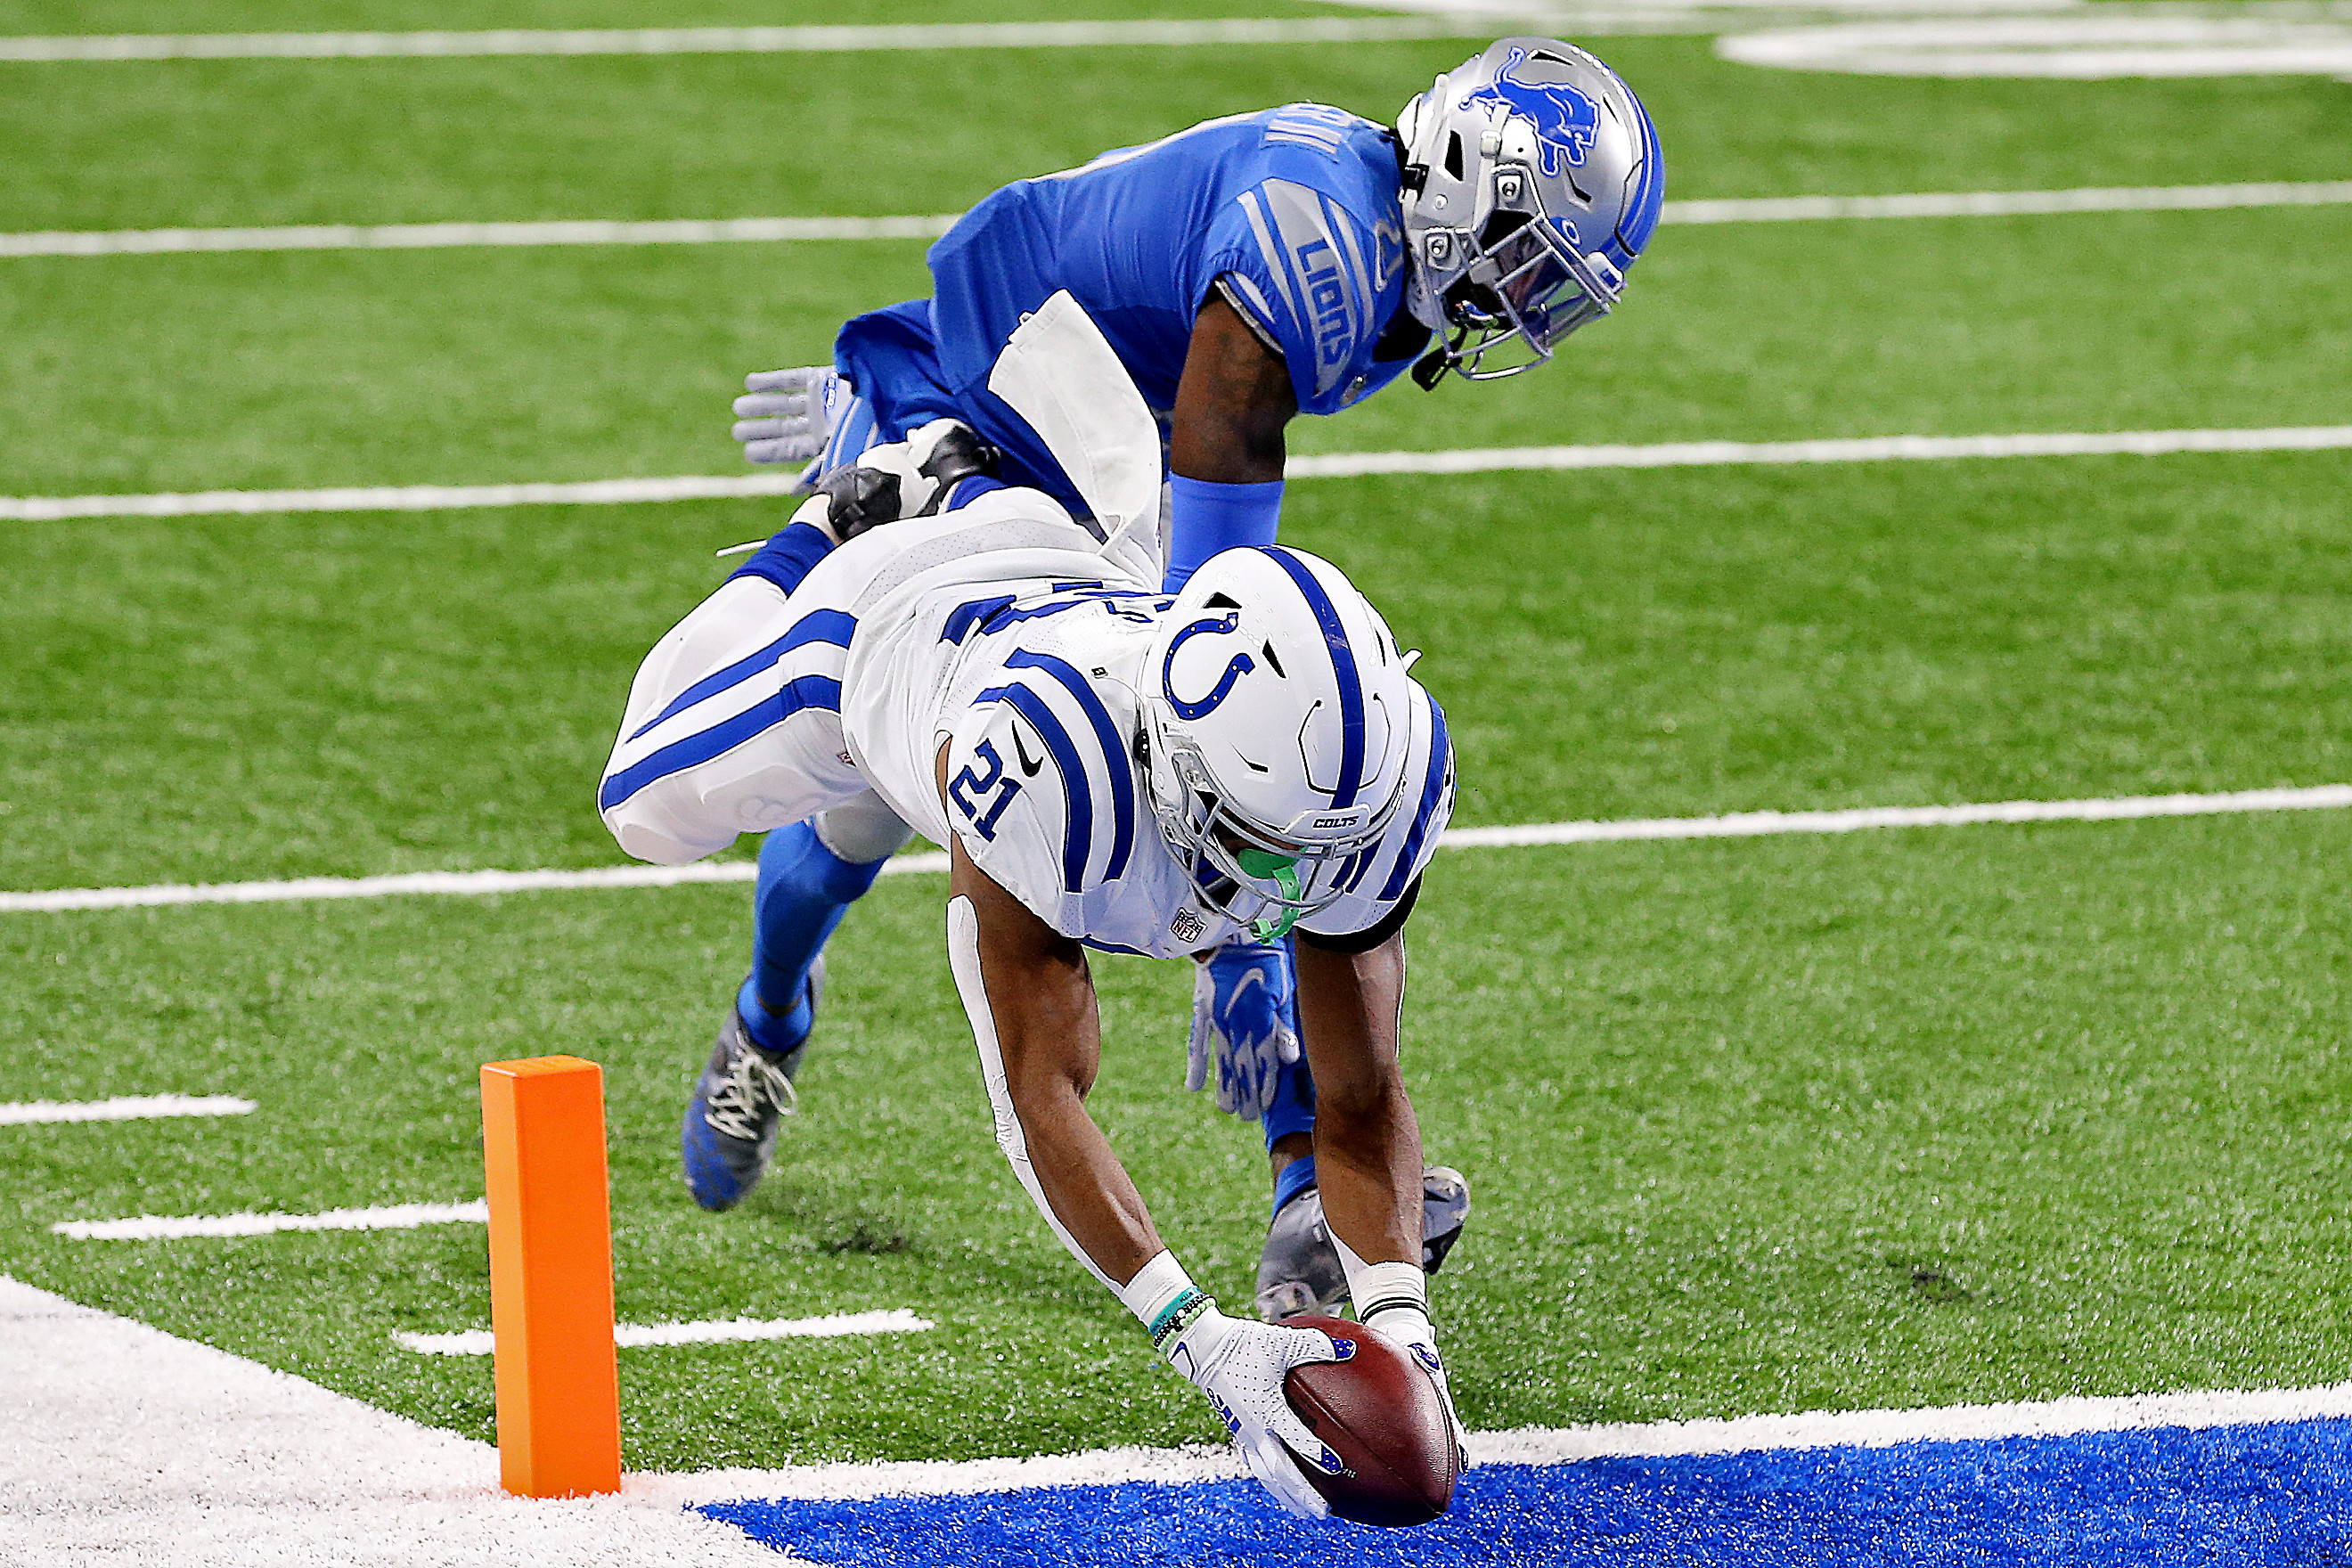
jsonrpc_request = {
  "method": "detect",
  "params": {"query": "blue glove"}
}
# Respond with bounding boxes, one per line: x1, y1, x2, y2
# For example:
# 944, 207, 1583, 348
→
1186, 938, 1301, 1121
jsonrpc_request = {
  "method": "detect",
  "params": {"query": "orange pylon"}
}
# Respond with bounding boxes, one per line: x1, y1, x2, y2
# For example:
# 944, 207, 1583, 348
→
480, 1056, 622, 1498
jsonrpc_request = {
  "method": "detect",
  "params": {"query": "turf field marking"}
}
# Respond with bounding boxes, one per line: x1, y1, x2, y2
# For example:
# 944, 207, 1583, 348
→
0, 1093, 255, 1125
7, 1271, 2351, 1563
0, 1276, 790, 1567
6, 424, 2349, 524
0, 17, 1493, 63
1285, 425, 2352, 478
652, 1378, 2352, 1502
1719, 10, 2352, 76
0, 215, 963, 257
53, 1199, 489, 1240
4, 785, 2347, 915
9, 180, 2348, 258
1667, 177, 2352, 223
396, 1309, 935, 1355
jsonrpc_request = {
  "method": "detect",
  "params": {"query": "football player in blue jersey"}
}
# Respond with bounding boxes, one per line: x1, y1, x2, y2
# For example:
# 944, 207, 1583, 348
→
692, 37, 1663, 1319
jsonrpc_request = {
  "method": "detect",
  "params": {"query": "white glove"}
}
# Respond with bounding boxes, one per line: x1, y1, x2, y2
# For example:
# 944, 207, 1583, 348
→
1363, 1303, 1471, 1472
1162, 1297, 1346, 1519
1185, 939, 1301, 1121
731, 366, 845, 465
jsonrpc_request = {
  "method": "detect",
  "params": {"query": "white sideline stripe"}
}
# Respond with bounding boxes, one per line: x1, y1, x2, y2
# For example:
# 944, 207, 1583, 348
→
0, 1276, 792, 1567
1441, 783, 2352, 846
0, 853, 941, 911
53, 1199, 488, 1240
0, 17, 1490, 62
5, 1273, 2352, 1565
1667, 177, 2352, 223
4, 786, 2348, 916
0, 1093, 255, 1125
396, 1310, 935, 1356
8, 424, 2351, 523
1284, 424, 2352, 478
0, 214, 962, 257
646, 1379, 2352, 1504
11, 180, 2350, 258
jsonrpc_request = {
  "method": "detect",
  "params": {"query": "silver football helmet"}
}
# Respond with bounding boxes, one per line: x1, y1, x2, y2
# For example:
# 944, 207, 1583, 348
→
1396, 37, 1665, 385
1139, 547, 1428, 943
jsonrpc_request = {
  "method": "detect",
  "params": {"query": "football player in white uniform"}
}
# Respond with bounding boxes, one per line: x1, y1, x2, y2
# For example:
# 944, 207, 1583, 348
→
600, 299, 1465, 1515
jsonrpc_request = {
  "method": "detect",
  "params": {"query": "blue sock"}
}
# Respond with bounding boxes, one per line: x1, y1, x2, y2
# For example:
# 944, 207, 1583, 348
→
735, 820, 890, 1058
1271, 1153, 1319, 1219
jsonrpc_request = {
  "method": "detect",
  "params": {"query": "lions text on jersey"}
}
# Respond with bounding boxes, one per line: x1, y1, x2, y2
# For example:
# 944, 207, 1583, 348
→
838, 106, 1428, 517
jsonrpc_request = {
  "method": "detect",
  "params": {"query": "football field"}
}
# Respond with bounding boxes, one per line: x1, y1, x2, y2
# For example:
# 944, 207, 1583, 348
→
4, 3, 2352, 1562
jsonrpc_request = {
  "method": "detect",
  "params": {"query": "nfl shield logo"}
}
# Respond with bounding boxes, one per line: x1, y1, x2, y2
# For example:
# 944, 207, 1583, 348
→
1171, 911, 1205, 944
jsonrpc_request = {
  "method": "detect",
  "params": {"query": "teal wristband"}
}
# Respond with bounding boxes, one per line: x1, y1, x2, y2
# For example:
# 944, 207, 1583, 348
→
1147, 1288, 1213, 1352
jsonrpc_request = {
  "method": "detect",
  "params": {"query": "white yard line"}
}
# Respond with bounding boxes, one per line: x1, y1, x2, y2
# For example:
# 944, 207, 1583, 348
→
9, 1269, 2349, 1557
4, 785, 2346, 916
8, 180, 2348, 258
1719, 11, 2352, 76
649, 1378, 2352, 1505
0, 1276, 793, 1568
1286, 424, 2352, 478
0, 17, 1489, 63
396, 1310, 934, 1356
1666, 177, 2352, 222
6, 424, 2348, 524
0, 214, 962, 258
0, 1093, 255, 1125
53, 1200, 490, 1240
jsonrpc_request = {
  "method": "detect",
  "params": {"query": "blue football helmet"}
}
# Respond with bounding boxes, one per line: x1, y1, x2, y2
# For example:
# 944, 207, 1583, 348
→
1396, 38, 1665, 385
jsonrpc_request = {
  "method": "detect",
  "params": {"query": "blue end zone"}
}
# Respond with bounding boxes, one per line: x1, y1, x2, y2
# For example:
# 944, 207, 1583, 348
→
698, 1417, 2352, 1566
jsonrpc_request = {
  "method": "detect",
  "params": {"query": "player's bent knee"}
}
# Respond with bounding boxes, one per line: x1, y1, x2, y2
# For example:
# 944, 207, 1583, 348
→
814, 792, 918, 865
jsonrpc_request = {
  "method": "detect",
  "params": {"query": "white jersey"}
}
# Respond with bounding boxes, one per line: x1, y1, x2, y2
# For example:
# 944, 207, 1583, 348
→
604, 486, 1453, 957
844, 501, 1454, 958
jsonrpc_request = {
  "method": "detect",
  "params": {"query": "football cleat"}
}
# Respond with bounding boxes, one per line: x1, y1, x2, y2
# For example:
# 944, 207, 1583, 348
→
1254, 1166, 1473, 1321
681, 978, 817, 1212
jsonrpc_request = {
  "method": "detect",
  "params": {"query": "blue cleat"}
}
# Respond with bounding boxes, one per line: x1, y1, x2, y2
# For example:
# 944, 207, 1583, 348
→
682, 969, 819, 1211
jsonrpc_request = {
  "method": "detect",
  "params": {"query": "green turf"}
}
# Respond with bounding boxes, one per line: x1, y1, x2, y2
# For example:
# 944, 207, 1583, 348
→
3, 810, 2346, 1466
5, 452, 2348, 892
4, 37, 2346, 233
5, 205, 2349, 498
4, 1, 2350, 1478
0, 0, 1311, 41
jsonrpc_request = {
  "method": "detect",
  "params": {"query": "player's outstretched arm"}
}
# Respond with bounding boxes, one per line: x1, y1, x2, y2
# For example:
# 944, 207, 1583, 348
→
1294, 929, 1472, 1465
946, 834, 1163, 1286
942, 825, 1350, 1516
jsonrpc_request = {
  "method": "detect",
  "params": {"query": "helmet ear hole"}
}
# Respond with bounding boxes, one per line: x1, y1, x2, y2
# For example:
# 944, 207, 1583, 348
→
1444, 130, 1465, 182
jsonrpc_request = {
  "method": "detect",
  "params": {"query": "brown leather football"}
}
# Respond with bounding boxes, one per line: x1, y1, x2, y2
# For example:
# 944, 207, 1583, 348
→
1279, 1313, 1460, 1526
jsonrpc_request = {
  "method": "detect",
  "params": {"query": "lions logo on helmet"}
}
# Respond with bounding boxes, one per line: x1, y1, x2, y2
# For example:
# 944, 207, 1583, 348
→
1458, 45, 1602, 177
1139, 546, 1425, 942
1397, 37, 1665, 385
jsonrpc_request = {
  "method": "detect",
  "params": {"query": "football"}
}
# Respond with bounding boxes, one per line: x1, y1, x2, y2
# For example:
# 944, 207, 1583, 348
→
1280, 1313, 1461, 1526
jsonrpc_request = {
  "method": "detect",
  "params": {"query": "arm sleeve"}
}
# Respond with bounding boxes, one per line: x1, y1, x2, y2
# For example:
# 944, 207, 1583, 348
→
1164, 475, 1283, 591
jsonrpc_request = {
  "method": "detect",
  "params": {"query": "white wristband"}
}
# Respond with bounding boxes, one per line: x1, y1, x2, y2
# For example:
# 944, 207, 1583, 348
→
1118, 1250, 1198, 1336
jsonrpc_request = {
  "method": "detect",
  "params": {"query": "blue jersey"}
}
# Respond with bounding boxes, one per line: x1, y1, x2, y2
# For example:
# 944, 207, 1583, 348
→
926, 104, 1423, 422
